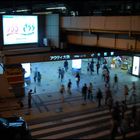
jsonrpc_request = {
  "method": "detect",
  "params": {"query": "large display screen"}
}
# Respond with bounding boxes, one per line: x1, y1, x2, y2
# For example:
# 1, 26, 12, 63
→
72, 59, 82, 69
3, 15, 38, 45
22, 63, 31, 78
132, 56, 140, 76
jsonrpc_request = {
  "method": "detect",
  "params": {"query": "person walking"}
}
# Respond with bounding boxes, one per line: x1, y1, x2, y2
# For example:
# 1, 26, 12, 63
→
60, 84, 65, 102
58, 67, 61, 79
37, 71, 41, 85
96, 88, 103, 107
34, 68, 38, 83
105, 72, 110, 88
82, 83, 88, 104
96, 62, 100, 75
113, 74, 118, 90
107, 96, 113, 112
64, 60, 68, 72
89, 62, 94, 75
67, 79, 72, 94
120, 100, 127, 119
105, 87, 112, 105
75, 72, 80, 88
60, 68, 65, 82
87, 63, 90, 74
88, 82, 93, 101
111, 101, 122, 139
131, 105, 137, 128
28, 89, 33, 108
130, 82, 137, 103
110, 118, 119, 140
124, 85, 129, 102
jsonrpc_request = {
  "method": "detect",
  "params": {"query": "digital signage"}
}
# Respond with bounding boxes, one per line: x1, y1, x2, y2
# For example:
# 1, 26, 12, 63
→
21, 63, 31, 78
3, 15, 38, 45
132, 56, 140, 76
72, 59, 82, 69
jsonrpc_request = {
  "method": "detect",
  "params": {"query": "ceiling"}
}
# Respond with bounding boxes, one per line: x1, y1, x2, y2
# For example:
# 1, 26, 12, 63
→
0, 0, 140, 16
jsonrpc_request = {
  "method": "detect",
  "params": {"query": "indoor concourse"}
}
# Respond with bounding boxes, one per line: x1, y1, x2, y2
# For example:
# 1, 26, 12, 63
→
1, 57, 139, 118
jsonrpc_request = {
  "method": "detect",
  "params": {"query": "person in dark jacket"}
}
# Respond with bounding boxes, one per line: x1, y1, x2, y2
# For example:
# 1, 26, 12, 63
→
96, 88, 103, 107
28, 89, 33, 108
75, 72, 80, 88
64, 60, 68, 72
82, 83, 88, 104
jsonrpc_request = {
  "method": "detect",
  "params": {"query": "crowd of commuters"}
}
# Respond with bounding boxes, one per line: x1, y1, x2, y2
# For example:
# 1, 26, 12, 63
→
25, 58, 139, 139
28, 58, 139, 106
110, 101, 139, 140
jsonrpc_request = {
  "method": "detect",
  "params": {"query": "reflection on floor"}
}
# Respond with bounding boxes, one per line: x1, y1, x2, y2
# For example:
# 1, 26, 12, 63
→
0, 59, 140, 118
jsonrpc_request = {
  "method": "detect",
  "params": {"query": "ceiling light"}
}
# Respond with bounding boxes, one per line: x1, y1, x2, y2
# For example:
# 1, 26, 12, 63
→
16, 9, 30, 12
46, 6, 66, 10
0, 11, 6, 14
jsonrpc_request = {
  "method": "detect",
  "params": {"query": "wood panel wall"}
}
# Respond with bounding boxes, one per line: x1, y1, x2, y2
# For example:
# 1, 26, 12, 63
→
61, 16, 140, 52
61, 16, 140, 31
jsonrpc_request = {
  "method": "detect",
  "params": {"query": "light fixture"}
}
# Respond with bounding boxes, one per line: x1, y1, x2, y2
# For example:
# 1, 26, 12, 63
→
16, 9, 30, 12
104, 52, 107, 56
0, 11, 6, 14
33, 11, 52, 15
111, 52, 114, 56
46, 6, 66, 10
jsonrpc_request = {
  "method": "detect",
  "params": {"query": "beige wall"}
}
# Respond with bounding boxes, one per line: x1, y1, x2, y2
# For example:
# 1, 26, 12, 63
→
104, 16, 131, 31
67, 33, 82, 45
61, 16, 140, 32
82, 33, 97, 46
65, 33, 139, 52
98, 37, 115, 48
131, 16, 140, 31
116, 39, 136, 50
90, 16, 105, 30
61, 17, 71, 28
61, 16, 140, 52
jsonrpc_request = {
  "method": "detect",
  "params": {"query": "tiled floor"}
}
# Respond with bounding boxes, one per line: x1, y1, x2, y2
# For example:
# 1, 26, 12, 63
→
0, 58, 140, 121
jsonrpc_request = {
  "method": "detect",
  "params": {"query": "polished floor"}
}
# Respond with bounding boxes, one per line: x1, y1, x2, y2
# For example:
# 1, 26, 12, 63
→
0, 58, 140, 120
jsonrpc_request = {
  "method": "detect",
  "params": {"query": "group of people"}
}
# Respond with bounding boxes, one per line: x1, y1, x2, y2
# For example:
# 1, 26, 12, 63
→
81, 83, 93, 104
58, 60, 69, 82
87, 60, 100, 75
34, 68, 42, 85
28, 60, 138, 110
58, 67, 65, 82
124, 82, 137, 103
110, 101, 138, 140
59, 79, 73, 102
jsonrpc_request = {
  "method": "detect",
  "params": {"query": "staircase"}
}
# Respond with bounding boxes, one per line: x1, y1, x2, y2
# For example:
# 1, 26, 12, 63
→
28, 103, 140, 139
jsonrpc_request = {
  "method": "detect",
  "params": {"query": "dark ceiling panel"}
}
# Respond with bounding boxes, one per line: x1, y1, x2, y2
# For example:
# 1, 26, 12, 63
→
0, 0, 139, 15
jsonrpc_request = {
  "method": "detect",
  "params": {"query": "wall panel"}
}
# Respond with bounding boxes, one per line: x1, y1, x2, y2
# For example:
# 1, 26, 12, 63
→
69, 17, 89, 29
61, 16, 140, 32
105, 16, 131, 31
98, 37, 115, 48
61, 17, 71, 28
90, 16, 105, 29
82, 33, 97, 46
67, 34, 82, 45
116, 39, 135, 50
131, 16, 140, 31
76, 17, 90, 29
